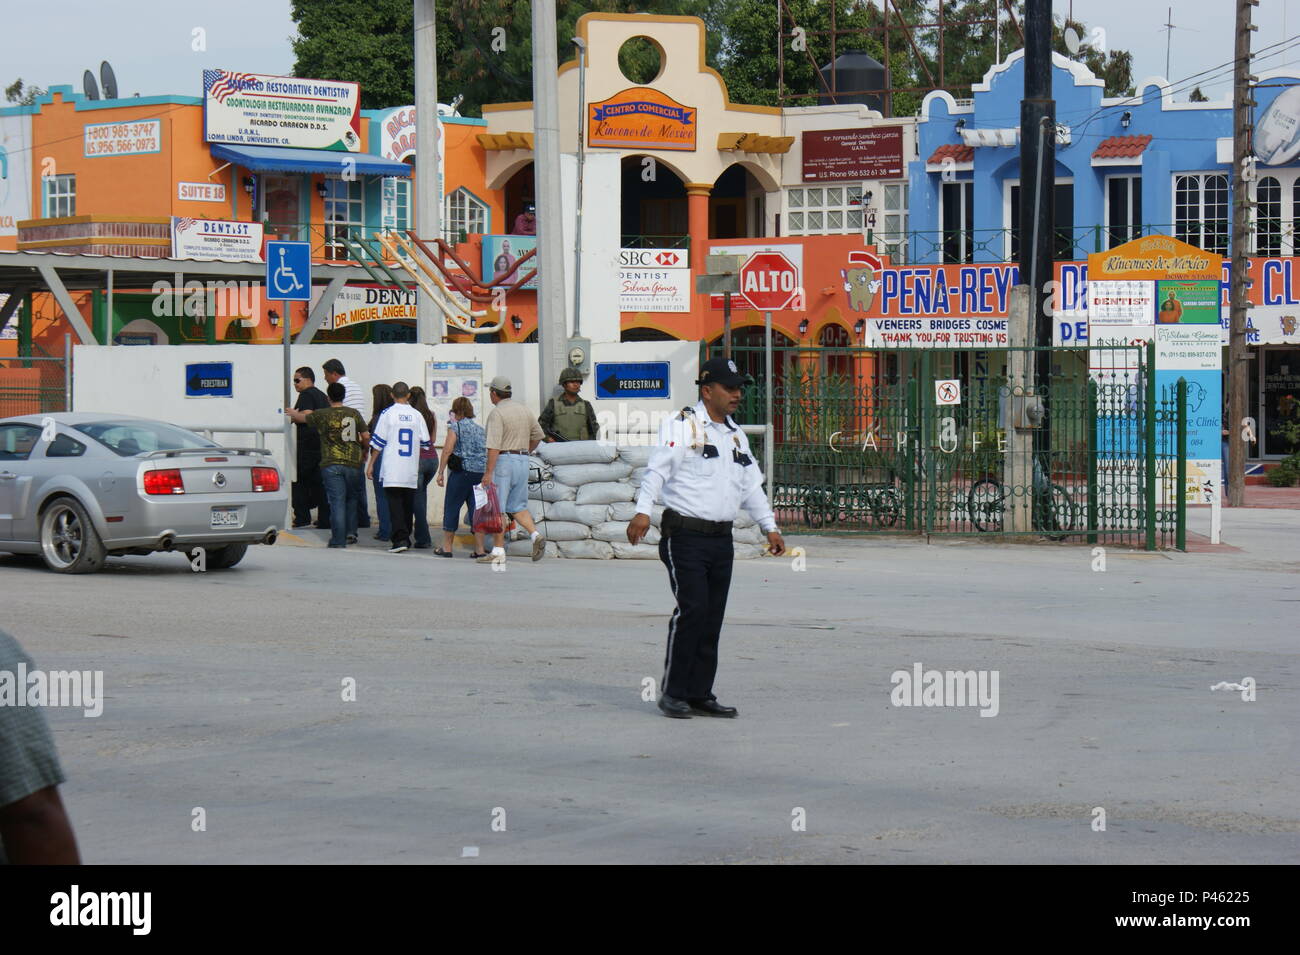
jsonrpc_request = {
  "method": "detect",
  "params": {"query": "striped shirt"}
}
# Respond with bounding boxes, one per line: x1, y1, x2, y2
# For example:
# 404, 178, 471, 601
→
338, 376, 366, 419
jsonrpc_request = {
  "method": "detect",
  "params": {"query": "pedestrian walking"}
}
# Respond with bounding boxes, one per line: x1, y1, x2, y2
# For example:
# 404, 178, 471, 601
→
435, 396, 488, 558
322, 358, 370, 528
408, 386, 438, 549
628, 357, 785, 719
368, 383, 394, 542
479, 376, 546, 563
367, 381, 430, 553
290, 366, 331, 529
287, 382, 369, 548
538, 366, 600, 442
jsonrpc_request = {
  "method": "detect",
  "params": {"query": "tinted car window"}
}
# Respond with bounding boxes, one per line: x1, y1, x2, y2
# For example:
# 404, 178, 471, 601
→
46, 434, 87, 457
0, 424, 42, 461
72, 421, 216, 457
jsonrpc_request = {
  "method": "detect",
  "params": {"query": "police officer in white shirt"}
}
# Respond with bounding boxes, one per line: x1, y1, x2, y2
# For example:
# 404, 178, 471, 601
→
628, 357, 785, 719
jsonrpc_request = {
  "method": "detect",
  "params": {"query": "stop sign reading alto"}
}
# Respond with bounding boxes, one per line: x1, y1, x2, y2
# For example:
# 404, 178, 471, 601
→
741, 251, 801, 311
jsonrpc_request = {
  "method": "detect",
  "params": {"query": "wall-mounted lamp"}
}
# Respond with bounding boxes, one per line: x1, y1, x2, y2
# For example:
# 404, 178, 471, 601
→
510, 314, 523, 331
955, 118, 966, 130
268, 309, 279, 327
854, 319, 866, 336
243, 176, 255, 195
316, 181, 328, 199
1120, 110, 1132, 129
798, 318, 810, 336
864, 190, 874, 205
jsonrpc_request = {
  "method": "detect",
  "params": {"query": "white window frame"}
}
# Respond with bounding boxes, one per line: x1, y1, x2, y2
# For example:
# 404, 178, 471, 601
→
1104, 174, 1143, 249
42, 173, 76, 218
444, 186, 490, 241
878, 181, 909, 263
1173, 171, 1230, 256
784, 183, 870, 236
323, 177, 364, 253
1001, 177, 1077, 261
1250, 170, 1300, 256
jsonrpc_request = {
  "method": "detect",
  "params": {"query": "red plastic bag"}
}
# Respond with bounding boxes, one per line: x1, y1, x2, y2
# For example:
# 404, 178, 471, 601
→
473, 484, 504, 535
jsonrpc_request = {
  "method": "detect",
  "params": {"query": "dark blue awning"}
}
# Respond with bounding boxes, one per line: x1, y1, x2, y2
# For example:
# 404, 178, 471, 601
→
209, 143, 412, 177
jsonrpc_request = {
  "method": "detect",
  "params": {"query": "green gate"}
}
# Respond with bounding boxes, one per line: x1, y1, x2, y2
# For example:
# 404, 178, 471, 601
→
705, 342, 1188, 550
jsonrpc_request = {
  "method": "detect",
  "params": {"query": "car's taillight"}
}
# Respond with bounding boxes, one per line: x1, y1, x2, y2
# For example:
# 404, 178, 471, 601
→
143, 469, 185, 495
252, 466, 280, 492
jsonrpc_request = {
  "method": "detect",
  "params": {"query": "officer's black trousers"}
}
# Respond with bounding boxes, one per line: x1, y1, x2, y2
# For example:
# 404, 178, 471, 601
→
658, 530, 734, 701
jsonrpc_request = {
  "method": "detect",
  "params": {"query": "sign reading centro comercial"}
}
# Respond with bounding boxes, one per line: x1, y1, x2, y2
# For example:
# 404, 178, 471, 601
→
802, 127, 904, 181
589, 87, 696, 151
203, 70, 361, 152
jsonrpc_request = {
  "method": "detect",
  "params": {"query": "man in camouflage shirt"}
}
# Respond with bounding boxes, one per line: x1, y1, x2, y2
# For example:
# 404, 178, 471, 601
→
288, 381, 370, 548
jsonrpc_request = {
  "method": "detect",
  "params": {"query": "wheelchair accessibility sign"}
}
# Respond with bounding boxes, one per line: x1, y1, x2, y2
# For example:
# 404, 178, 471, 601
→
265, 241, 312, 301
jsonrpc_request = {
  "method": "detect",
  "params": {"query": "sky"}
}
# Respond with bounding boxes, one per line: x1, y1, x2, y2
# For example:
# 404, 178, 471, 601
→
0, 1, 1295, 106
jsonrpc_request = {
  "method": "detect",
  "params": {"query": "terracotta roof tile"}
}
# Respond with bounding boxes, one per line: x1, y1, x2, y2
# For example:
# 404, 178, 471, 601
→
1092, 134, 1152, 160
926, 143, 975, 165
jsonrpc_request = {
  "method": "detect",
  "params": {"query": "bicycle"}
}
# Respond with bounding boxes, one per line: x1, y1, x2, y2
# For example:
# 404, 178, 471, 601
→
801, 481, 901, 529
966, 454, 1078, 539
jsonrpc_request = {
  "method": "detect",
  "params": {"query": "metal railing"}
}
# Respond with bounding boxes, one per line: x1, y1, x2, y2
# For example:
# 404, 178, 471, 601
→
866, 223, 1232, 264
620, 233, 690, 249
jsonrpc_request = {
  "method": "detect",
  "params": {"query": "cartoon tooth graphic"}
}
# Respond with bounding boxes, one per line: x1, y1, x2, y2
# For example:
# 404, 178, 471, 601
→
841, 249, 883, 312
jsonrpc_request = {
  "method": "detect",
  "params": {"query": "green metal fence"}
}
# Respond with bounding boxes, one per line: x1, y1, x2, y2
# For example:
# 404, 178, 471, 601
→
705, 342, 1189, 550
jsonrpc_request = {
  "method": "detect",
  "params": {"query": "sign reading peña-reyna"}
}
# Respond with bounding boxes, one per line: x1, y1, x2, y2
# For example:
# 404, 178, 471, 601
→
203, 69, 361, 152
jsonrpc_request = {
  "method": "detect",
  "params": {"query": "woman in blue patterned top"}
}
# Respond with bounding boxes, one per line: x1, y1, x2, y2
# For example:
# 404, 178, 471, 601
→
435, 396, 489, 557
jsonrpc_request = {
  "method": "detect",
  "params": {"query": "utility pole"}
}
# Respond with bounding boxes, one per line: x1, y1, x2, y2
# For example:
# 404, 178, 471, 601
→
1020, 1, 1055, 374
414, 0, 440, 344
1228, 0, 1258, 507
532, 0, 569, 407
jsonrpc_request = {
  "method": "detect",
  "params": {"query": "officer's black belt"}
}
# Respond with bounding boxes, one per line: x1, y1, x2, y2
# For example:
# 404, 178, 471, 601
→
662, 507, 732, 537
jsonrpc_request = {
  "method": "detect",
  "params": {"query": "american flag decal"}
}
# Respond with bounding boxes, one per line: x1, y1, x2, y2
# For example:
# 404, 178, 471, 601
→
175, 218, 196, 232
203, 69, 255, 103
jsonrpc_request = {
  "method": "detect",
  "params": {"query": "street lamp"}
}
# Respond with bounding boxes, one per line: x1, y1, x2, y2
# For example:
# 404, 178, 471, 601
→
798, 318, 810, 337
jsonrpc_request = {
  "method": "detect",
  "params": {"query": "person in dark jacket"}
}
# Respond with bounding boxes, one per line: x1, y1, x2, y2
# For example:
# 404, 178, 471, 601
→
291, 367, 331, 528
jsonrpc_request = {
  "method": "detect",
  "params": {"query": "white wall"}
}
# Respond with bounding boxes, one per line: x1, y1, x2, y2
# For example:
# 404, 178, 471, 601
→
560, 152, 621, 346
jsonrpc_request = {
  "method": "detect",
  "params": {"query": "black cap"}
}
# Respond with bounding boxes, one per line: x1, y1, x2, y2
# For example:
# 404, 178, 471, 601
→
696, 357, 750, 388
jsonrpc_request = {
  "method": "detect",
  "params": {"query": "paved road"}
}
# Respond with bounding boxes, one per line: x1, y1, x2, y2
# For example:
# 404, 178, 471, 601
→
3, 510, 1297, 864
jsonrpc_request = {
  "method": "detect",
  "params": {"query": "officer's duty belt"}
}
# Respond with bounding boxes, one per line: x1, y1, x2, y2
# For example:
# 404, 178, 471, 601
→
662, 507, 732, 537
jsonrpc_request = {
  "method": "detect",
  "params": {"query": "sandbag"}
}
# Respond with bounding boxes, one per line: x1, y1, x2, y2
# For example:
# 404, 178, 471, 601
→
576, 482, 636, 505
732, 524, 765, 545
530, 480, 577, 502
538, 520, 590, 541
616, 445, 654, 468
608, 501, 638, 522
536, 440, 617, 465
612, 541, 661, 559
551, 460, 632, 486
506, 539, 559, 559
628, 467, 648, 485
591, 521, 631, 543
539, 501, 610, 525
557, 539, 615, 559
733, 542, 766, 560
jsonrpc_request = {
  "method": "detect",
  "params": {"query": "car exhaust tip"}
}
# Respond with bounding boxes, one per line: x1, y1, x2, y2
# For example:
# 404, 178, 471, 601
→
263, 529, 278, 546
159, 534, 176, 552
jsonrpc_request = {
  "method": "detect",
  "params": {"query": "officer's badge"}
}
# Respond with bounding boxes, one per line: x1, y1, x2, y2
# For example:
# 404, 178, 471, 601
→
727, 360, 737, 373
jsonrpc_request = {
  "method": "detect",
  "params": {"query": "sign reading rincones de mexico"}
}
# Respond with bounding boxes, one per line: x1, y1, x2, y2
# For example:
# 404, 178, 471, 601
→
588, 87, 696, 151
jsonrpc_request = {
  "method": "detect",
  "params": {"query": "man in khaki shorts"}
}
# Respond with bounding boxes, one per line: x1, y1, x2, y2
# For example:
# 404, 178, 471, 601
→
479, 376, 546, 563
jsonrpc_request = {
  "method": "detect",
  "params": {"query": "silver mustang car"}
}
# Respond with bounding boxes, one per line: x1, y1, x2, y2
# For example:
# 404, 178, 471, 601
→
0, 413, 286, 573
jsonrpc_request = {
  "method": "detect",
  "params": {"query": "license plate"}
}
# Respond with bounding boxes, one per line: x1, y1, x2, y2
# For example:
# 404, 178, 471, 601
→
211, 508, 242, 527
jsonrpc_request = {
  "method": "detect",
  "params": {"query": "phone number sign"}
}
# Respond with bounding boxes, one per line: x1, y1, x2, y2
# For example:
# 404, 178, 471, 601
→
84, 119, 162, 157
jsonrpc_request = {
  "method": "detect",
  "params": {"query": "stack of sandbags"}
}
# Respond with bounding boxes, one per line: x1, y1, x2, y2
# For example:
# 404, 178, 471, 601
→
520, 440, 762, 560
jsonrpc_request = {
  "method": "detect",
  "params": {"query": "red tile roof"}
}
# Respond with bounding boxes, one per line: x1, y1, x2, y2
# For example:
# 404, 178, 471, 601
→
1092, 134, 1152, 160
926, 143, 975, 165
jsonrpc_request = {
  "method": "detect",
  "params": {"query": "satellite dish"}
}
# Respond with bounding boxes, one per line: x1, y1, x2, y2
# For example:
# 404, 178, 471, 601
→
83, 70, 100, 100
100, 61, 118, 100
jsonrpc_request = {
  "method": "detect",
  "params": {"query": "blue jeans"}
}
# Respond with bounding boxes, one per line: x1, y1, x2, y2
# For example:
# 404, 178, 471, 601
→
443, 468, 484, 532
320, 464, 363, 547
412, 456, 438, 547
372, 450, 391, 539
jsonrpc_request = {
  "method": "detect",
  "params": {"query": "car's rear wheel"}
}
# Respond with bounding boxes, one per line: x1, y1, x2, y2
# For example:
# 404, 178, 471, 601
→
40, 498, 107, 574
206, 542, 248, 569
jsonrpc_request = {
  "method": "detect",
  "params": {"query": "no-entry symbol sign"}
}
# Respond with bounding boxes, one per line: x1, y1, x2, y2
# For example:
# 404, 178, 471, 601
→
935, 379, 961, 405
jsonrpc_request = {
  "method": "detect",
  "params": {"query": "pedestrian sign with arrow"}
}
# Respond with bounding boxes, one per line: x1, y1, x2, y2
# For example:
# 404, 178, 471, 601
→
594, 361, 671, 399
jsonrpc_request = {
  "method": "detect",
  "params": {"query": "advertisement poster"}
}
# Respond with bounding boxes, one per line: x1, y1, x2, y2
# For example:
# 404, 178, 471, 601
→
0, 113, 32, 238
802, 127, 904, 181
171, 217, 264, 262
588, 87, 696, 151
83, 119, 161, 157
1156, 280, 1220, 324
330, 285, 417, 330
203, 70, 361, 152
619, 247, 690, 313
1088, 279, 1155, 326
482, 235, 538, 290
427, 361, 483, 425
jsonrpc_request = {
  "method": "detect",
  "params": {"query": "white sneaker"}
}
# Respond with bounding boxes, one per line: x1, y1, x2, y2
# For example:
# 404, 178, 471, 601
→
531, 535, 546, 561
389, 544, 409, 553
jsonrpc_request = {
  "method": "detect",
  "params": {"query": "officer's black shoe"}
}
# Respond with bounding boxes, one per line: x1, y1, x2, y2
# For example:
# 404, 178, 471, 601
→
657, 695, 692, 719
688, 698, 738, 718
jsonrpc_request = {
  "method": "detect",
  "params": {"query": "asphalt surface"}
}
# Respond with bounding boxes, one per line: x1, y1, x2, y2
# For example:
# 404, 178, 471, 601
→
2, 510, 1296, 864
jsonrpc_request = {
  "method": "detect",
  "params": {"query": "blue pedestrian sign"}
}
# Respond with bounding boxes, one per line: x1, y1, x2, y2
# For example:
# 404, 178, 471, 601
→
594, 362, 671, 399
265, 241, 312, 301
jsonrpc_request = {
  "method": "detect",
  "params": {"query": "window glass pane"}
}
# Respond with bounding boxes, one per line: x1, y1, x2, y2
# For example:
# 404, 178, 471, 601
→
884, 184, 900, 208
807, 211, 824, 231
847, 185, 863, 203
787, 189, 803, 208
827, 187, 843, 205
807, 187, 823, 206
1258, 176, 1281, 255
827, 210, 843, 231
847, 209, 863, 229
787, 211, 804, 232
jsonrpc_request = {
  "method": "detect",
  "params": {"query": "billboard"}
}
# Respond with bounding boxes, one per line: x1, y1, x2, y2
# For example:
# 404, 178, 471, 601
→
330, 285, 417, 329
171, 216, 264, 262
588, 87, 696, 151
482, 235, 538, 290
802, 127, 905, 181
0, 113, 32, 238
203, 70, 361, 152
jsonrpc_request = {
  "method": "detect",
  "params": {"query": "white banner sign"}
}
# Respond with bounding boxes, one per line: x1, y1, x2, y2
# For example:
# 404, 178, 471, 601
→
330, 285, 417, 329
84, 119, 161, 157
0, 113, 33, 236
1156, 326, 1222, 371
619, 247, 690, 313
178, 181, 227, 203
171, 216, 264, 262
203, 70, 361, 152
1088, 279, 1155, 325
865, 317, 1009, 348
